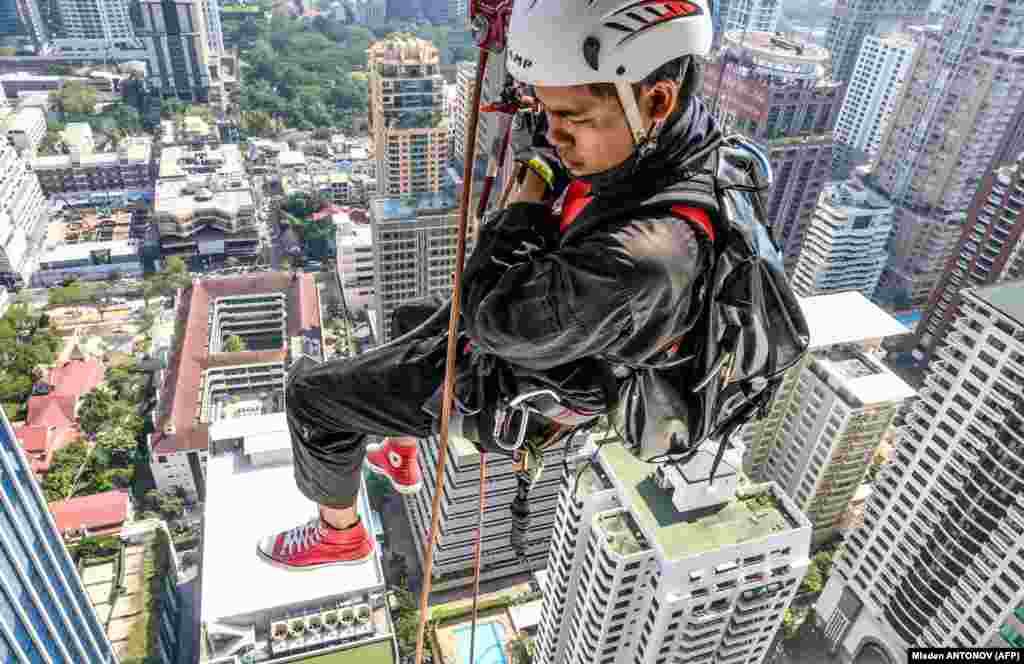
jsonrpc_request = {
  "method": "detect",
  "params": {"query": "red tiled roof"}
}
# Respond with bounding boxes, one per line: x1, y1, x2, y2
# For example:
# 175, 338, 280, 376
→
48, 358, 105, 398
152, 272, 316, 455
26, 394, 77, 428
14, 423, 80, 473
14, 424, 52, 453
49, 490, 130, 534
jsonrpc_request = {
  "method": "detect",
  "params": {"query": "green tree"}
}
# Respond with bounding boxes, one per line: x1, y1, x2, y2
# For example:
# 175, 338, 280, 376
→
781, 608, 803, 640
51, 81, 98, 115
77, 386, 117, 437
506, 632, 535, 664
223, 334, 246, 353
95, 426, 139, 467
799, 558, 824, 595
42, 439, 91, 501
279, 257, 292, 272
813, 550, 835, 581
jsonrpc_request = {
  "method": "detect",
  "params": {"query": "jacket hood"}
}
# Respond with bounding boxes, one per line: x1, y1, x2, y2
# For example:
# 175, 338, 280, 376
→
578, 94, 722, 199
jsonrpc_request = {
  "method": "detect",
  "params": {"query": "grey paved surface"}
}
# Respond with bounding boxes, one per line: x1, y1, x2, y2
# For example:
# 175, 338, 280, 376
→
176, 570, 200, 664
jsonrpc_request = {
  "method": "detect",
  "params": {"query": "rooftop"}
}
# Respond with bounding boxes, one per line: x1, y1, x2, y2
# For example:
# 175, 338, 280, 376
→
600, 443, 793, 559
201, 451, 384, 624
370, 192, 457, 221
813, 349, 916, 406
153, 272, 321, 455
724, 31, 831, 65
972, 280, 1024, 325
798, 291, 909, 349
48, 489, 131, 534
38, 239, 140, 264
292, 640, 395, 663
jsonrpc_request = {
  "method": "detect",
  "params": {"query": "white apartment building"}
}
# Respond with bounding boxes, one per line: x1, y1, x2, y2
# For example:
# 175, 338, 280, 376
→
792, 178, 894, 299
56, 0, 135, 42
370, 192, 469, 341
202, 420, 394, 663
5, 106, 46, 156
200, 0, 224, 55
536, 434, 812, 664
743, 293, 911, 545
403, 430, 582, 592
832, 33, 916, 177
818, 281, 1024, 661
0, 139, 47, 285
32, 238, 143, 286
336, 216, 374, 313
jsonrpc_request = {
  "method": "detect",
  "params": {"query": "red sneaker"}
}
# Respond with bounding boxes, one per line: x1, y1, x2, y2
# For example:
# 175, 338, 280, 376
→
364, 437, 422, 495
257, 517, 373, 570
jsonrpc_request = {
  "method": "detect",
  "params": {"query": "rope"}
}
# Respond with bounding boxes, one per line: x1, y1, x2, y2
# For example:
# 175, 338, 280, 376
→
413, 47, 490, 664
468, 451, 488, 664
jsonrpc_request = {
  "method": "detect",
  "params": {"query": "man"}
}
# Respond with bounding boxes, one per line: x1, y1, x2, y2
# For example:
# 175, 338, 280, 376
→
258, 0, 718, 569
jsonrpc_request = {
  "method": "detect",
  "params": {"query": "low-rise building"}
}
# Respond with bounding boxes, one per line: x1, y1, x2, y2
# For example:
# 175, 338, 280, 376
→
32, 239, 143, 286
336, 213, 374, 312
48, 490, 133, 538
31, 135, 154, 196
154, 143, 257, 267
284, 170, 375, 206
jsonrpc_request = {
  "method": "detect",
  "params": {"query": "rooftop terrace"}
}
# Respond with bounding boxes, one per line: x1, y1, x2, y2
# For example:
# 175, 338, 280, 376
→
600, 443, 794, 560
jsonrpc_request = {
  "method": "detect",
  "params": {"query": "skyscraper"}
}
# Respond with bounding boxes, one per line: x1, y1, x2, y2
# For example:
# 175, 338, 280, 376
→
536, 436, 812, 664
704, 31, 842, 268
741, 292, 914, 546
0, 407, 118, 663
133, 0, 222, 103
791, 178, 894, 299
369, 192, 469, 342
0, 138, 47, 289
55, 0, 134, 41
832, 33, 916, 178
870, 7, 1024, 310
403, 430, 580, 591
367, 36, 448, 197
818, 281, 1024, 659
711, 0, 781, 46
915, 151, 1024, 359
824, 0, 930, 84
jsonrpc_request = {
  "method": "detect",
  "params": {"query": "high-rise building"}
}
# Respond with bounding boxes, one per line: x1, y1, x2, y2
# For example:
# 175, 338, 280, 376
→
370, 192, 469, 341
403, 430, 582, 591
824, 0, 930, 85
367, 36, 448, 197
200, 0, 223, 55
132, 0, 232, 105
10, 0, 50, 51
870, 9, 1024, 310
0, 0, 19, 35
55, 0, 134, 41
536, 436, 812, 664
0, 138, 47, 289
704, 31, 842, 268
0, 407, 119, 664
741, 291, 915, 546
817, 281, 1024, 660
335, 212, 375, 313
711, 0, 781, 46
743, 291, 910, 483
832, 33, 916, 178
791, 178, 894, 299
916, 151, 1024, 361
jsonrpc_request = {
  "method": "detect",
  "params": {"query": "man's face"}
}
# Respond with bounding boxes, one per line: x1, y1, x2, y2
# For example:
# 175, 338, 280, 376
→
533, 84, 638, 177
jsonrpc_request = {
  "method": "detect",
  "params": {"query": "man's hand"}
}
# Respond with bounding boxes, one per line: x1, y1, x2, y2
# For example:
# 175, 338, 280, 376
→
509, 110, 569, 202
508, 165, 550, 205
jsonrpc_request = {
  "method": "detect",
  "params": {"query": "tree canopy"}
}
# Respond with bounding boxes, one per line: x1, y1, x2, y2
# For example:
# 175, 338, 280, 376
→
50, 81, 98, 115
0, 305, 60, 420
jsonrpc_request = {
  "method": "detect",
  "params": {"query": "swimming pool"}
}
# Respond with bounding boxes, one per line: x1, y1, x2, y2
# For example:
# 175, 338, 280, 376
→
454, 621, 508, 664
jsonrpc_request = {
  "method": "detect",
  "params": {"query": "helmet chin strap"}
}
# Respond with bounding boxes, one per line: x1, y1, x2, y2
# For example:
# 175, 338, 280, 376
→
615, 79, 648, 145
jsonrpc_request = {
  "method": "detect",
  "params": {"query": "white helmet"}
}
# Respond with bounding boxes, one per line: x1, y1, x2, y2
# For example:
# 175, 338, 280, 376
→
506, 0, 712, 145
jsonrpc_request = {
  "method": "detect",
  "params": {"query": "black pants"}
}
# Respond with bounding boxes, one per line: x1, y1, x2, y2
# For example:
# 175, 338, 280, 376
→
287, 301, 450, 508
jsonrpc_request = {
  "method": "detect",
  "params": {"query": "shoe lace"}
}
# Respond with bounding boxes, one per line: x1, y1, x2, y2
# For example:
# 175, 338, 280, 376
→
280, 518, 324, 555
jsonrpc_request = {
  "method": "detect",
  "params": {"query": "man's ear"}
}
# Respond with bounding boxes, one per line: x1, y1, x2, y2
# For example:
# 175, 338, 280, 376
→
642, 80, 679, 123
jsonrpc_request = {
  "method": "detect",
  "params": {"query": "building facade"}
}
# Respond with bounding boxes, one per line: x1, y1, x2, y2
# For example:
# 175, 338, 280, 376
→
336, 216, 374, 313
792, 178, 894, 299
712, 0, 781, 45
31, 135, 154, 196
832, 33, 916, 178
704, 32, 842, 269
369, 192, 468, 341
367, 36, 448, 196
916, 152, 1024, 363
0, 407, 118, 664
32, 238, 143, 286
0, 138, 47, 287
536, 435, 812, 664
55, 0, 135, 42
870, 9, 1024, 310
403, 431, 580, 591
817, 282, 1024, 660
824, 0, 930, 85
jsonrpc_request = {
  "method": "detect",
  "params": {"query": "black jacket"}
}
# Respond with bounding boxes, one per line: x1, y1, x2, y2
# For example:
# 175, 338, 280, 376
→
459, 97, 723, 411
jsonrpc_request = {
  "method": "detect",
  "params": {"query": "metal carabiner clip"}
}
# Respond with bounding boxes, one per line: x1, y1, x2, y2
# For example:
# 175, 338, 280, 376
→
492, 389, 563, 452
